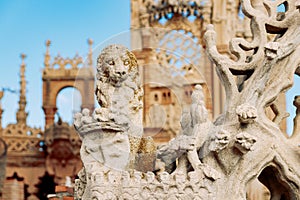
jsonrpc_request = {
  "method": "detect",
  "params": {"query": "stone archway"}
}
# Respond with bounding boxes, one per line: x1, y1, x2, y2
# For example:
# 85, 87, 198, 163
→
42, 40, 94, 128
42, 70, 94, 128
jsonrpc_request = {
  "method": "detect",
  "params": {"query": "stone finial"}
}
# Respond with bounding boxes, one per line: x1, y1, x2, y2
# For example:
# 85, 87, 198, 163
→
44, 40, 51, 69
16, 53, 28, 125
190, 84, 208, 127
87, 38, 93, 68
21, 53, 26, 61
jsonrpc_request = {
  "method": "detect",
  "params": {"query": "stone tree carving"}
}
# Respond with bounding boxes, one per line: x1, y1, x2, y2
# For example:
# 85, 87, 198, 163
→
201, 0, 300, 198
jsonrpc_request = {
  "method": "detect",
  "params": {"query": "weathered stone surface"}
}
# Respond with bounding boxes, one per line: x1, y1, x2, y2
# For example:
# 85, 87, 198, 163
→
201, 0, 300, 198
75, 45, 156, 199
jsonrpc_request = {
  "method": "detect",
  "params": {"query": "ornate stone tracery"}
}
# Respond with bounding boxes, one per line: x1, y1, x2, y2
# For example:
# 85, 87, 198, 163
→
130, 0, 249, 142
156, 30, 202, 77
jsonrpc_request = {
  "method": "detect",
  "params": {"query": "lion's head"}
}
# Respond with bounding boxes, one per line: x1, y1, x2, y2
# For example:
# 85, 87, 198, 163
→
96, 44, 138, 86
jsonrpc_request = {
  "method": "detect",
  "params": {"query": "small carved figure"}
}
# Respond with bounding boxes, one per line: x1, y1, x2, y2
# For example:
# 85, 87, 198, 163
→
73, 112, 83, 130
74, 45, 150, 199
81, 108, 94, 125
158, 85, 211, 175
235, 131, 257, 154
190, 85, 208, 127
236, 103, 257, 124
209, 129, 230, 152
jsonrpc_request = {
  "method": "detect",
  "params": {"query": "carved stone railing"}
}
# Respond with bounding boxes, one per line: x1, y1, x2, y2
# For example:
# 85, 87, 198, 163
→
75, 170, 213, 200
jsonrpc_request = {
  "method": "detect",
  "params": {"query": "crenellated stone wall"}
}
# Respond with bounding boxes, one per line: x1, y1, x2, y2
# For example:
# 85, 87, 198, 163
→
75, 170, 213, 200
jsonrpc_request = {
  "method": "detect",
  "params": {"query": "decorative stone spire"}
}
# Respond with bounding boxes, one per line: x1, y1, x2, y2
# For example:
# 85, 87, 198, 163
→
87, 38, 93, 68
16, 54, 28, 124
44, 40, 51, 69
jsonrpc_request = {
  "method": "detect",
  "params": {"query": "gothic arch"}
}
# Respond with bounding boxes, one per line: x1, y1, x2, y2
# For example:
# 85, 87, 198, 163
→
42, 73, 94, 128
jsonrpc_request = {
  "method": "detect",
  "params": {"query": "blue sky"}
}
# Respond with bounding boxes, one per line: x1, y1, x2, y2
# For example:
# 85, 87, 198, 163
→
0, 0, 130, 129
0, 0, 299, 134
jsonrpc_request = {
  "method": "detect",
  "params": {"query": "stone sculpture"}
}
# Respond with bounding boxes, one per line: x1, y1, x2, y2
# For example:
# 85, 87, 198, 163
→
201, 0, 300, 198
74, 44, 155, 199
75, 1, 300, 197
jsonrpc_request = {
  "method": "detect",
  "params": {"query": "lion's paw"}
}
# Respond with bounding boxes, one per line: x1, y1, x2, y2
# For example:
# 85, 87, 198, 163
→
236, 103, 257, 124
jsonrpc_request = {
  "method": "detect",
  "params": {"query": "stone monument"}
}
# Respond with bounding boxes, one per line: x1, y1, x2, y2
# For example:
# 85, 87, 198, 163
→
75, 1, 300, 199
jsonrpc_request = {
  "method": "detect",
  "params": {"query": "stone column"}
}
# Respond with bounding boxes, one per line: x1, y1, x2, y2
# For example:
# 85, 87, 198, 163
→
42, 106, 57, 128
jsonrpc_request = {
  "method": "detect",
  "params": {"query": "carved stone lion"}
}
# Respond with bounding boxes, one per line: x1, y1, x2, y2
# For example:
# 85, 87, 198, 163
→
94, 45, 143, 130
95, 44, 142, 107
94, 44, 153, 170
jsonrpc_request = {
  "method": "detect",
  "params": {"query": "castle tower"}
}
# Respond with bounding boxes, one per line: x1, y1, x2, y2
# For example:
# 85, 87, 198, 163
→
42, 39, 95, 128
1, 54, 44, 200
16, 54, 28, 125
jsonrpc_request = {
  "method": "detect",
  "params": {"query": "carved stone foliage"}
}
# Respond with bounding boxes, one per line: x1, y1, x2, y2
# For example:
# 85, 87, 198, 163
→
201, 0, 300, 198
